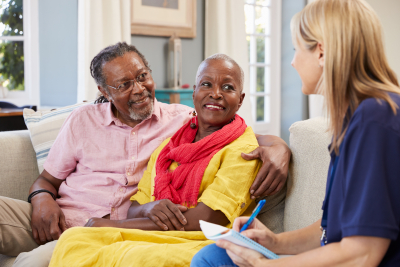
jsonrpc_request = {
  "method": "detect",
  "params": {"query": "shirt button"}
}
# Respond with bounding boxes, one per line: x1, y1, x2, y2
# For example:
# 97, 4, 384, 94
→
120, 188, 124, 192
132, 157, 135, 160
127, 172, 130, 175
132, 132, 135, 135
111, 208, 115, 212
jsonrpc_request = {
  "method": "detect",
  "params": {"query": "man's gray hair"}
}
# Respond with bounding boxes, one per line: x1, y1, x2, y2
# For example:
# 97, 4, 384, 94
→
195, 53, 244, 90
92, 42, 151, 104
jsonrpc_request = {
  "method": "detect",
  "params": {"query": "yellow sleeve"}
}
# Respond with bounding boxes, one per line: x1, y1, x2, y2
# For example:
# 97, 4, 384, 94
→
130, 138, 171, 204
198, 144, 261, 226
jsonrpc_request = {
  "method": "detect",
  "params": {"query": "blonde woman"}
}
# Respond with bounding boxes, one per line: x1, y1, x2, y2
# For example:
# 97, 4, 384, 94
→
192, 0, 400, 266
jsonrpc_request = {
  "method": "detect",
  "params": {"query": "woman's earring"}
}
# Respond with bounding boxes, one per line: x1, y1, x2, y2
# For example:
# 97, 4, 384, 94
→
190, 110, 197, 129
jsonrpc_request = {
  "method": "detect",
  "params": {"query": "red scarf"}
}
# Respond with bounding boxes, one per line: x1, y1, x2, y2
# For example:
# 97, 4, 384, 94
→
153, 114, 247, 207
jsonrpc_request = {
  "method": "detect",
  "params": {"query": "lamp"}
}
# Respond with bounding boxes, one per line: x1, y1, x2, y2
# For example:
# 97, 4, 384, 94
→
167, 33, 182, 89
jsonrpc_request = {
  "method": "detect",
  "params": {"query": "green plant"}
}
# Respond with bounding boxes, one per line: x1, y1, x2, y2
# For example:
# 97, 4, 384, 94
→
0, 0, 24, 91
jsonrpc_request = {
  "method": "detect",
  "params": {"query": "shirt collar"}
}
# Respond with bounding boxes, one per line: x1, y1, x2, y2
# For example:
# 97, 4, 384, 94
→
103, 102, 118, 126
103, 98, 161, 127
152, 98, 161, 121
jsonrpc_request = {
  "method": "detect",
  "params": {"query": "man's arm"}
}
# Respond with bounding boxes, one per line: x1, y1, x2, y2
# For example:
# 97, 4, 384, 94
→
245, 135, 291, 198
29, 170, 68, 245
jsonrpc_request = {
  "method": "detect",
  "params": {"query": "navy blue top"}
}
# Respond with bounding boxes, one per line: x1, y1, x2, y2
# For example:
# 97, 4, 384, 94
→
324, 93, 400, 266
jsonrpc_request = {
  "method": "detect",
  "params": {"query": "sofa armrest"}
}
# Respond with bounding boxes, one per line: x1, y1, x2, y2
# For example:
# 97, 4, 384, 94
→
284, 117, 332, 232
0, 130, 39, 201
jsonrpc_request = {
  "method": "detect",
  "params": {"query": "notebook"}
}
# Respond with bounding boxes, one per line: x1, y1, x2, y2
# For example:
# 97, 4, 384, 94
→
199, 220, 280, 260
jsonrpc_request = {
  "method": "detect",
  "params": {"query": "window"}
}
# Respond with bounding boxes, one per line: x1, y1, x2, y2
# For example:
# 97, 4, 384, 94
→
0, 0, 39, 106
244, 0, 281, 136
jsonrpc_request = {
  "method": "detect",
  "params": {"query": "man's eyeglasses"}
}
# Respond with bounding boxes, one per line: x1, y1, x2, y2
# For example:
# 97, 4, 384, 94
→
106, 72, 150, 93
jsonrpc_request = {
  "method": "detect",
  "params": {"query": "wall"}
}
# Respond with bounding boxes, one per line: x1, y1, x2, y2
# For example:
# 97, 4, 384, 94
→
131, 0, 205, 89
39, 0, 78, 107
280, 0, 308, 143
307, 0, 400, 120
365, 0, 400, 78
38, 0, 204, 107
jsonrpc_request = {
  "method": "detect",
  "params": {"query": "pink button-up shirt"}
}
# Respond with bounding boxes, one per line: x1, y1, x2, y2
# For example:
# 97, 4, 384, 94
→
44, 100, 192, 227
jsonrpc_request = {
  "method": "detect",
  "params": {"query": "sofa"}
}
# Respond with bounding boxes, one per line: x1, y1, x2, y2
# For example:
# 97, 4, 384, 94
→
0, 116, 332, 266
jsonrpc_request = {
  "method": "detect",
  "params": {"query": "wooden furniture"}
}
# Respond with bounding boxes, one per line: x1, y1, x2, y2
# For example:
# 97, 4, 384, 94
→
0, 108, 27, 131
155, 89, 194, 108
0, 102, 37, 131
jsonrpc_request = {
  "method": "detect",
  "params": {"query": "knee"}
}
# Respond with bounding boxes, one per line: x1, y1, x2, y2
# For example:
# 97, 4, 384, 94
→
58, 226, 82, 241
191, 244, 234, 267
191, 244, 215, 267
13, 240, 57, 267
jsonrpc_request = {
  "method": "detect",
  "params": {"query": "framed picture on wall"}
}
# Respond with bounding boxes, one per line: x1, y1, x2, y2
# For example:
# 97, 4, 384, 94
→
131, 0, 196, 38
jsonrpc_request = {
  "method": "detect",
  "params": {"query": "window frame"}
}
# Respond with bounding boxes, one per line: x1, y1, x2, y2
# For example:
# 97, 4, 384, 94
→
245, 0, 281, 136
1, 0, 39, 107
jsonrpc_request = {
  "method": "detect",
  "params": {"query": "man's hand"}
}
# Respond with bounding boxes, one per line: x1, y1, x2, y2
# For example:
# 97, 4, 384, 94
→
242, 137, 291, 198
30, 193, 67, 245
140, 199, 188, 231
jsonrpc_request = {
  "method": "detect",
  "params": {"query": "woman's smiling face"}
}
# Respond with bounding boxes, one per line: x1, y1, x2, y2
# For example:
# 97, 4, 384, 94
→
193, 59, 245, 128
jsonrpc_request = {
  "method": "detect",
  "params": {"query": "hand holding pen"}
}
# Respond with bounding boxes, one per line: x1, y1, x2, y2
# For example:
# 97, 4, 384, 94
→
240, 199, 266, 232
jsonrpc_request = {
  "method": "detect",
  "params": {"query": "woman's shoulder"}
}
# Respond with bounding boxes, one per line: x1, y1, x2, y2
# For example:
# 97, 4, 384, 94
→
353, 93, 400, 134
225, 126, 259, 150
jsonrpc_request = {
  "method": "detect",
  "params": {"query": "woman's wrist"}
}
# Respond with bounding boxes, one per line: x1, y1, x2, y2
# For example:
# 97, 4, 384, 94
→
271, 232, 286, 255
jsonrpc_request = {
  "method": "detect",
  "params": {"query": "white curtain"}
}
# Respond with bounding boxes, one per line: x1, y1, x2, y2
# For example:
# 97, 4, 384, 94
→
77, 0, 131, 102
204, 0, 253, 128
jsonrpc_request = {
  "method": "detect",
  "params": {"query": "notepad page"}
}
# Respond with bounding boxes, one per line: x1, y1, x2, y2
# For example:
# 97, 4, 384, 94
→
199, 220, 279, 260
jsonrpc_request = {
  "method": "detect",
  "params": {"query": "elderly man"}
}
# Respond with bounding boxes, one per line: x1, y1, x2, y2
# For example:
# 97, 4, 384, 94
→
0, 43, 290, 267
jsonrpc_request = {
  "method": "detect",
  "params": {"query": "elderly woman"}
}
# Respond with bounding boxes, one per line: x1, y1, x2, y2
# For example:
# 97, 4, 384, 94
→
192, 0, 400, 266
48, 54, 278, 266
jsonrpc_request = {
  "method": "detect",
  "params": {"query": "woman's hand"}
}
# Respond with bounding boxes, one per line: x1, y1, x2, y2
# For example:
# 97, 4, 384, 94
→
84, 217, 117, 228
243, 136, 291, 198
232, 217, 278, 249
216, 217, 277, 267
217, 240, 269, 267
140, 199, 188, 231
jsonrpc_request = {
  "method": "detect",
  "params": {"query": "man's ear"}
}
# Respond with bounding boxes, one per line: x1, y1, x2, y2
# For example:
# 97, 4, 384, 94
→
98, 86, 112, 102
317, 42, 325, 67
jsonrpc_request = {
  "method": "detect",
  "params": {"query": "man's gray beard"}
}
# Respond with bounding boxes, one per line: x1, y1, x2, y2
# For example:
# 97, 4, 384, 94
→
128, 98, 154, 121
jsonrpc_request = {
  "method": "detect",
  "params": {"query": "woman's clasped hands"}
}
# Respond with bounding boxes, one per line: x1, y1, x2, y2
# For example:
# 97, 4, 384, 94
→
137, 199, 188, 231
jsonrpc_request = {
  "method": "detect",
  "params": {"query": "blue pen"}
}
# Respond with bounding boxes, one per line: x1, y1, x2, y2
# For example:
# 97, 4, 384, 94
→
239, 199, 266, 233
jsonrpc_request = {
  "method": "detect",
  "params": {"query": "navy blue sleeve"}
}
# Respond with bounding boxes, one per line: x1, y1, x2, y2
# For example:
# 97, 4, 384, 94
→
337, 112, 400, 240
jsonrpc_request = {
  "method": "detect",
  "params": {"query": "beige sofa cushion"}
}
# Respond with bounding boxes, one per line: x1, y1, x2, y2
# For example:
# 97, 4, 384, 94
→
0, 130, 39, 201
284, 117, 332, 232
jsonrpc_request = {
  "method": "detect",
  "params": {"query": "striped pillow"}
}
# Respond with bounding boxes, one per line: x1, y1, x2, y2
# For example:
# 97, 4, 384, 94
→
23, 102, 93, 173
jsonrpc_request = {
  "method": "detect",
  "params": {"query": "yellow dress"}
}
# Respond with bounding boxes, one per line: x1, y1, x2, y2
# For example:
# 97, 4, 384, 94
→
49, 127, 261, 267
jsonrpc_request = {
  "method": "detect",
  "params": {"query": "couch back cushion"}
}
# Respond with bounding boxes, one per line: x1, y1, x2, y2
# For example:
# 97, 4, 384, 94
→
0, 130, 39, 201
23, 102, 92, 173
284, 117, 332, 232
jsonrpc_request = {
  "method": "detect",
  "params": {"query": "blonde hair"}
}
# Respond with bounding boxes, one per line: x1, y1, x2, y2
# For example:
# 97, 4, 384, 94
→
291, 0, 400, 154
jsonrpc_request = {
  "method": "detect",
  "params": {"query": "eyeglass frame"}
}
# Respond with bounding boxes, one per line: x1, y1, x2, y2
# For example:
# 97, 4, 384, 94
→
105, 70, 152, 93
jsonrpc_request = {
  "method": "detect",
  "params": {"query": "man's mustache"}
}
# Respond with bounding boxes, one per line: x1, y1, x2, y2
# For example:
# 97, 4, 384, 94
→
128, 90, 152, 106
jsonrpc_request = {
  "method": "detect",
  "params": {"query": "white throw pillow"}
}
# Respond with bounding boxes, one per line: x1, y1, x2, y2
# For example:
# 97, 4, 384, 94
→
23, 101, 94, 173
